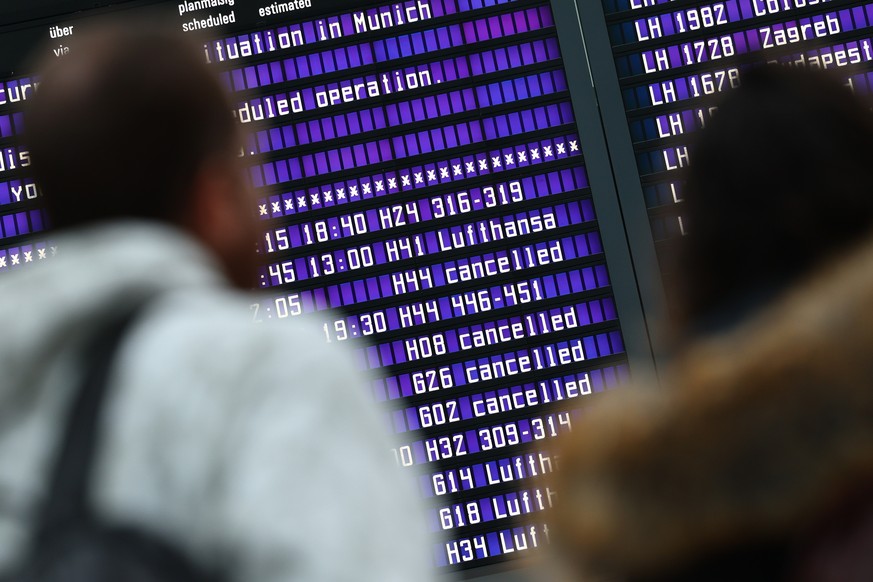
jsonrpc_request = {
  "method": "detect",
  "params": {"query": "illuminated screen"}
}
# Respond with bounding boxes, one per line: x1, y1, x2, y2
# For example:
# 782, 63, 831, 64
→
4, 0, 872, 578
0, 1, 637, 577
581, 0, 873, 310
236, 1, 629, 572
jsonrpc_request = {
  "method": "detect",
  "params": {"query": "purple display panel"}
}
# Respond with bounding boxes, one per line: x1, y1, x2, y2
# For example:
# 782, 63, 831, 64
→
256, 134, 584, 221
0, 239, 53, 271
209, 0, 506, 67
234, 0, 628, 573
0, 0, 629, 575
222, 5, 556, 92
600, 0, 873, 314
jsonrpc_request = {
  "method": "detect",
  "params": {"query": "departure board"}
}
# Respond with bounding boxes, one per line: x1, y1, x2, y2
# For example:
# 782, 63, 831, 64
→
8, 0, 871, 578
232, 0, 631, 573
0, 1, 651, 579
580, 0, 873, 313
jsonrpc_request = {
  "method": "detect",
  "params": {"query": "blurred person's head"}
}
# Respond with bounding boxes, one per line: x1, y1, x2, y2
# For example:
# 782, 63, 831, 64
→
546, 66, 873, 582
546, 234, 873, 581
25, 26, 256, 287
672, 65, 873, 333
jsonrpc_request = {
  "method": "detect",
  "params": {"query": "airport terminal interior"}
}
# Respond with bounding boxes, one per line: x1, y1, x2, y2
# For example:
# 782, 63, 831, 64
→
0, 0, 867, 579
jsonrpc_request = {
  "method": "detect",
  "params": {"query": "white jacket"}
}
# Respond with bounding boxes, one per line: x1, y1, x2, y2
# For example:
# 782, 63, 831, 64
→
0, 222, 435, 581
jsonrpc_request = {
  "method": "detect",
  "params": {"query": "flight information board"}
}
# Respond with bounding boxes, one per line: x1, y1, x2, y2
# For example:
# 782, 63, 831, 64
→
9, 0, 872, 577
0, 0, 646, 578
235, 0, 631, 572
582, 0, 873, 311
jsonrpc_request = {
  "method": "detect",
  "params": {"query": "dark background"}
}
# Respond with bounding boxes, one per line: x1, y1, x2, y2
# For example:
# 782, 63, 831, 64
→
0, 0, 162, 74
0, 0, 386, 74
0, 1, 139, 23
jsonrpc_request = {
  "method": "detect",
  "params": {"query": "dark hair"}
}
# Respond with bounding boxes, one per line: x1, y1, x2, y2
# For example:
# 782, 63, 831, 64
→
25, 27, 239, 229
630, 539, 792, 582
674, 66, 873, 327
